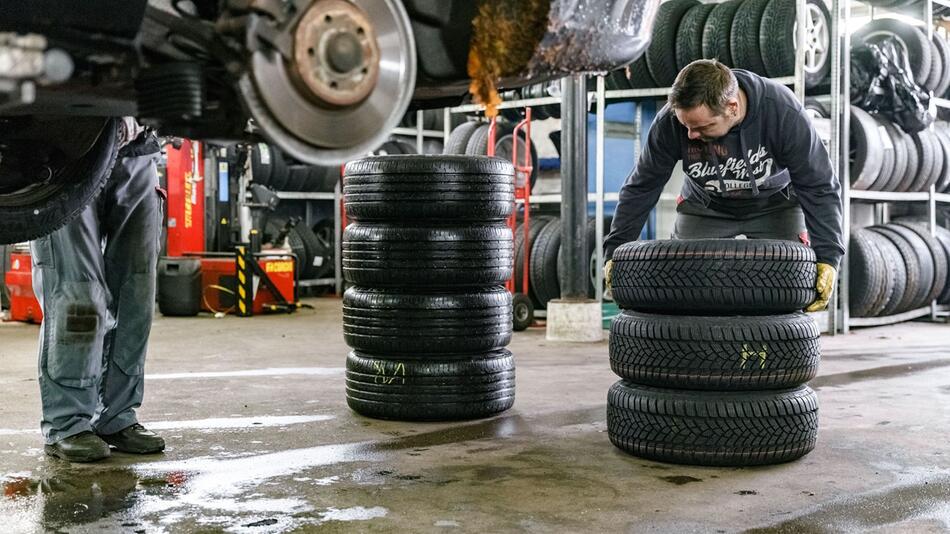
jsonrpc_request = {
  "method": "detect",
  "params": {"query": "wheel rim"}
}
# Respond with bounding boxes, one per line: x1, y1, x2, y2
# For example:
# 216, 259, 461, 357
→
793, 3, 829, 75
239, 0, 416, 166
514, 302, 530, 322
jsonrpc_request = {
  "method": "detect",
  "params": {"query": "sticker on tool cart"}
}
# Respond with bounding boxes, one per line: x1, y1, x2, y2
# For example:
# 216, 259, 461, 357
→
878, 126, 893, 150
258, 143, 271, 165
313, 257, 324, 267
265, 261, 294, 273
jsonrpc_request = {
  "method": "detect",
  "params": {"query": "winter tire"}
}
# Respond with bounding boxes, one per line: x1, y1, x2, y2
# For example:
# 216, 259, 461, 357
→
607, 382, 819, 466
611, 239, 817, 315
609, 311, 820, 390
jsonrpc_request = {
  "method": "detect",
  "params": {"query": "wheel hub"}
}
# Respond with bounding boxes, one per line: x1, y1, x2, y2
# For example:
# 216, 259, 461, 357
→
292, 0, 380, 108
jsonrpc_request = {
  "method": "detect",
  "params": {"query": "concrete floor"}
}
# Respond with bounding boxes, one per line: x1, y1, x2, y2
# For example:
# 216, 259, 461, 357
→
0, 299, 949, 533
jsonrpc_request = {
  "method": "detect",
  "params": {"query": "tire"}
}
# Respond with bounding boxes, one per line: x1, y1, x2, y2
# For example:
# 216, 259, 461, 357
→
464, 123, 492, 156
0, 118, 119, 245
609, 312, 820, 390
611, 239, 817, 315
515, 215, 555, 309
343, 286, 512, 354
848, 227, 890, 318
343, 155, 514, 222
803, 97, 830, 119
760, 0, 831, 88
677, 3, 717, 70
647, 0, 700, 87
895, 222, 947, 305
932, 33, 950, 97
267, 145, 290, 192
868, 230, 907, 317
703, 0, 744, 66
849, 106, 885, 191
296, 221, 332, 280
868, 225, 922, 313
284, 166, 310, 192
529, 217, 562, 308
897, 125, 920, 192
345, 350, 515, 421
512, 293, 534, 332
931, 225, 950, 304
628, 55, 657, 88
342, 223, 513, 288
877, 120, 909, 192
853, 19, 932, 87
926, 38, 944, 92
607, 382, 819, 466
250, 142, 274, 186
494, 131, 539, 193
263, 217, 312, 281
869, 116, 896, 192
877, 224, 934, 309
443, 121, 482, 154
931, 127, 950, 193
731, 0, 771, 74
909, 130, 939, 192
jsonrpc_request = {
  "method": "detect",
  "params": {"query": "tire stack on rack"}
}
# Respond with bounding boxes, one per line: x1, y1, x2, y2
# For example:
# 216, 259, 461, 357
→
606, 239, 821, 466
848, 222, 949, 318
249, 143, 340, 193
341, 155, 517, 421
851, 109, 950, 193
615, 0, 830, 90
445, 121, 539, 190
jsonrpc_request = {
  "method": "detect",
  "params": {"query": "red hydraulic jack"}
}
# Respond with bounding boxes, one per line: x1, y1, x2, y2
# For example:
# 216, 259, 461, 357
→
487, 108, 535, 331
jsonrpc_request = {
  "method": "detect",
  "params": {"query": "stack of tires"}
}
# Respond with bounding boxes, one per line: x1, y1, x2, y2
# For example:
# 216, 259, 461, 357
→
851, 109, 950, 193
617, 0, 829, 89
606, 239, 821, 466
443, 120, 539, 191
849, 222, 949, 318
341, 155, 517, 421
249, 143, 340, 192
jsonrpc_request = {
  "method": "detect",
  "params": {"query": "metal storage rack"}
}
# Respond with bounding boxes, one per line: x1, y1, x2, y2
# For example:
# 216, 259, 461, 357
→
834, 0, 950, 332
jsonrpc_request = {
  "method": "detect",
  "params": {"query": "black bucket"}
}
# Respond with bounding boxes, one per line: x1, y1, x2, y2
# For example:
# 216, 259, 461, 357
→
158, 257, 202, 316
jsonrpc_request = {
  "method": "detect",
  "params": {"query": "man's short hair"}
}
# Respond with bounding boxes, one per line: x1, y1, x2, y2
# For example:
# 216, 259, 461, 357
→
668, 60, 738, 116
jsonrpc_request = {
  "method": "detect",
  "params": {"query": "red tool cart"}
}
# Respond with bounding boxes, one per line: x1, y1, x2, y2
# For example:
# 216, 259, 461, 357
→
487, 109, 535, 331
4, 249, 42, 324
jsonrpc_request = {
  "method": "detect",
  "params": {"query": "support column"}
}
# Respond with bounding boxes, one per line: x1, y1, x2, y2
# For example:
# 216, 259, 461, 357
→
546, 75, 603, 342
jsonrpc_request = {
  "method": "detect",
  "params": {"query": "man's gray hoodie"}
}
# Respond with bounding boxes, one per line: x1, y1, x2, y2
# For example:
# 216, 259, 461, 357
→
604, 69, 845, 268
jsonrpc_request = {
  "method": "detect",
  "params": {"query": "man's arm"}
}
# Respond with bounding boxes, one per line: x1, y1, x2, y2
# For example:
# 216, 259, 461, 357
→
777, 107, 845, 268
604, 110, 680, 260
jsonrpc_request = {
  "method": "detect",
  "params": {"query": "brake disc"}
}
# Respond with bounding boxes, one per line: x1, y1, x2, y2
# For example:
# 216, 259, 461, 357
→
239, 0, 416, 166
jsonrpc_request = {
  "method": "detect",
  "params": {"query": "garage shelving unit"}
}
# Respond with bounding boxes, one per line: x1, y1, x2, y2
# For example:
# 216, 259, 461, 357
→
835, 0, 950, 332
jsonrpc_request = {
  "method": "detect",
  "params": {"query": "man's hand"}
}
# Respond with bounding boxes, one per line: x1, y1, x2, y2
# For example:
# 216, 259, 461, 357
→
806, 263, 837, 312
604, 260, 614, 290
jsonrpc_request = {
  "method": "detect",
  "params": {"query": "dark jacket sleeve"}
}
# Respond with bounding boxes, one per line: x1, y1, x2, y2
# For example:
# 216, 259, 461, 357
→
604, 110, 679, 260
775, 107, 845, 268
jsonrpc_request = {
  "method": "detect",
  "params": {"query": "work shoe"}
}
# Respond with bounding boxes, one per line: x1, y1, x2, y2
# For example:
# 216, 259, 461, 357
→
45, 431, 111, 463
99, 424, 165, 454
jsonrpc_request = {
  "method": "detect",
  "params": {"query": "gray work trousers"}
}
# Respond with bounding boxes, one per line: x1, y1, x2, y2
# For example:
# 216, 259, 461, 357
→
672, 199, 809, 244
31, 152, 161, 444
